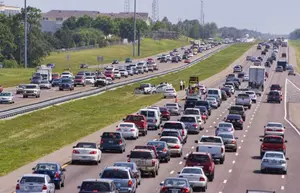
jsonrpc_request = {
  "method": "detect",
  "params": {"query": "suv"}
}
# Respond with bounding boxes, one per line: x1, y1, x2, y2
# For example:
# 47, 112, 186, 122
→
184, 152, 215, 181
260, 135, 287, 158
78, 179, 118, 193
127, 149, 159, 177
228, 105, 246, 121
162, 121, 187, 143
74, 75, 86, 87
100, 132, 126, 153
179, 115, 201, 134
235, 93, 252, 109
195, 100, 212, 116
23, 84, 41, 98
267, 90, 281, 103
123, 114, 148, 136
59, 78, 74, 91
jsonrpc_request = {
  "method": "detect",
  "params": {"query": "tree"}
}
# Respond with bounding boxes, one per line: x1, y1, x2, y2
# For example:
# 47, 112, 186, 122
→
92, 16, 116, 35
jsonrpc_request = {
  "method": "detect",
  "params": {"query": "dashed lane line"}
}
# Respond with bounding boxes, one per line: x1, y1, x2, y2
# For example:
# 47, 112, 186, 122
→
170, 170, 174, 174
206, 130, 209, 132
229, 169, 232, 173
245, 130, 248, 132
235, 153, 239, 156
281, 175, 285, 179
223, 180, 227, 184
238, 146, 241, 149
179, 161, 183, 165
232, 160, 236, 164
191, 146, 194, 149
281, 186, 285, 190
241, 140, 244, 143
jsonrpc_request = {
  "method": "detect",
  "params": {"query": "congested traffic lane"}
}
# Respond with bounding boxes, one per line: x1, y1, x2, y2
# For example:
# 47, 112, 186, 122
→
55, 45, 260, 193
1, 45, 226, 111
220, 47, 300, 193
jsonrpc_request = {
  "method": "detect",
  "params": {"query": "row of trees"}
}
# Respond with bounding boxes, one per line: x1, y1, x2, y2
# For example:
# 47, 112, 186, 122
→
289, 29, 300, 40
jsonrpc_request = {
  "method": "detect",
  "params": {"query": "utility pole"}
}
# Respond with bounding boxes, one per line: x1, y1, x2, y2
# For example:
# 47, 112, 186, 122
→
124, 0, 130, 12
133, 0, 136, 57
200, 0, 204, 25
24, 0, 28, 68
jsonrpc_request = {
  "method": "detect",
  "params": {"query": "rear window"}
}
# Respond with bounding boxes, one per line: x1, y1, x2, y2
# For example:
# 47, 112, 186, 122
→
130, 151, 152, 159
181, 168, 203, 174
102, 132, 121, 139
101, 169, 129, 179
184, 109, 199, 115
271, 85, 281, 90
263, 137, 283, 144
188, 154, 209, 163
218, 134, 234, 139
267, 123, 283, 127
163, 122, 183, 129
119, 124, 133, 127
160, 138, 178, 144
227, 115, 241, 119
229, 106, 243, 111
269, 91, 279, 96
20, 177, 45, 184
180, 116, 196, 122
159, 107, 168, 112
147, 141, 165, 150
219, 123, 232, 128
75, 76, 83, 79
80, 182, 111, 192
166, 89, 175, 92
196, 101, 208, 106
140, 110, 155, 117
35, 163, 57, 171
76, 143, 97, 149
237, 94, 249, 98
207, 90, 218, 95
185, 101, 197, 105
126, 115, 144, 121
200, 137, 222, 143
166, 103, 177, 107
245, 91, 255, 95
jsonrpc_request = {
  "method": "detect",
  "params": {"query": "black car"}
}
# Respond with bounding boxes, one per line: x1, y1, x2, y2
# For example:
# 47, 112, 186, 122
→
198, 106, 209, 118
59, 79, 74, 91
51, 78, 61, 87
112, 60, 119, 64
267, 90, 281, 103
228, 105, 246, 121
221, 90, 228, 100
233, 78, 241, 85
78, 179, 118, 193
258, 56, 263, 61
160, 57, 168, 63
147, 140, 170, 162
221, 87, 232, 97
195, 100, 211, 115
225, 81, 239, 89
125, 58, 132, 63
171, 56, 179, 63
265, 61, 271, 67
261, 51, 266, 55
270, 84, 282, 91
238, 72, 245, 78
224, 114, 244, 130
267, 57, 274, 64
184, 99, 198, 109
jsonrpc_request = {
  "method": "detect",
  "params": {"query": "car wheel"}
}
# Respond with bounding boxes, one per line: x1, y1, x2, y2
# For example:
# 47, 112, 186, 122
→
282, 170, 287, 175
261, 169, 266, 173
220, 157, 225, 164
260, 152, 264, 158
208, 173, 214, 182
55, 182, 61, 190
155, 169, 158, 175
248, 105, 251, 109
152, 171, 156, 177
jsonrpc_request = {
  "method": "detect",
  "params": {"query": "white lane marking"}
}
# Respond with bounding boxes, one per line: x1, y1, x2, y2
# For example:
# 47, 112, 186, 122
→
252, 114, 254, 117
245, 130, 248, 132
238, 146, 241, 149
222, 111, 225, 114
251, 117, 253, 120
209, 125, 212, 128
284, 79, 300, 135
213, 121, 216, 124
229, 169, 232, 173
191, 146, 194, 149
241, 140, 244, 143
170, 170, 174, 174
235, 153, 239, 156
281, 175, 285, 179
249, 122, 252, 124
281, 186, 284, 190
219, 192, 223, 193
220, 114, 222, 117
247, 126, 250, 128
217, 117, 219, 120
243, 134, 246, 137
185, 153, 189, 157
232, 160, 235, 164
223, 180, 227, 184
179, 161, 183, 165
153, 139, 157, 141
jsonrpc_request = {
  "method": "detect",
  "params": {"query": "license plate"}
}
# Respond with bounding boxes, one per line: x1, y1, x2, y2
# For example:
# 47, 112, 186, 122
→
108, 140, 113, 143
171, 189, 179, 193
80, 156, 87, 159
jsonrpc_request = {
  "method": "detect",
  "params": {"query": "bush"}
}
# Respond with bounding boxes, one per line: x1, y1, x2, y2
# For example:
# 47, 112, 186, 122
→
2, 59, 19, 68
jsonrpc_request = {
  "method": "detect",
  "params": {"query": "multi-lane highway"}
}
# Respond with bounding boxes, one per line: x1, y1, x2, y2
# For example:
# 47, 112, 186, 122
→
0, 45, 226, 112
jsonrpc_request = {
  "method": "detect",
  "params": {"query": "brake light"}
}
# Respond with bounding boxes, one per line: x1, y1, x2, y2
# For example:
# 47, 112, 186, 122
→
277, 129, 284, 132
16, 184, 20, 190
152, 159, 156, 166
240, 119, 243, 123
192, 124, 198, 127
261, 144, 265, 149
181, 187, 189, 193
199, 177, 205, 181
128, 180, 133, 187
89, 151, 97, 154
174, 145, 180, 149
72, 150, 80, 154
119, 140, 122, 144
101, 139, 104, 144
42, 185, 47, 190
221, 147, 224, 153
161, 187, 168, 192
55, 172, 60, 178
181, 130, 184, 135
116, 128, 121, 131
232, 140, 236, 144
163, 148, 167, 152
130, 129, 135, 131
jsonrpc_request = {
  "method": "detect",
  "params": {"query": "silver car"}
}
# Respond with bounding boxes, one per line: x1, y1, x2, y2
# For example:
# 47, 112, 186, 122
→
245, 90, 257, 103
163, 88, 177, 98
179, 115, 201, 134
16, 174, 55, 193
206, 97, 218, 108
261, 151, 288, 174
165, 103, 181, 115
215, 122, 235, 135
159, 136, 183, 157
0, 92, 14, 104
16, 84, 26, 94
39, 80, 52, 89
217, 132, 238, 152
119, 69, 129, 77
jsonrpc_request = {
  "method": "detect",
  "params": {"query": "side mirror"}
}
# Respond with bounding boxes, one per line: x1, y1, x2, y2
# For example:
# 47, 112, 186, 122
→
160, 181, 164, 186
284, 126, 286, 128
62, 168, 66, 172
160, 124, 163, 127
264, 126, 266, 128
260, 139, 263, 142
77, 186, 81, 189
194, 140, 198, 143
32, 167, 35, 170
285, 140, 288, 143
177, 172, 180, 174
286, 158, 289, 160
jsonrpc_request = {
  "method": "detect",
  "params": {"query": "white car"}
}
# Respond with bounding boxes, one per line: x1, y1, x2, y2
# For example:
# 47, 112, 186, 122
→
274, 49, 279, 53
243, 75, 249, 81
16, 174, 55, 193
156, 83, 172, 93
71, 142, 102, 165
85, 76, 95, 84
114, 70, 121, 79
159, 136, 183, 157
163, 88, 177, 98
39, 80, 52, 89
245, 90, 257, 103
0, 92, 14, 104
198, 84, 207, 94
164, 103, 181, 115
116, 122, 139, 139
188, 53, 194, 57
177, 167, 208, 191
119, 69, 129, 77
206, 97, 218, 108
106, 77, 114, 85
224, 85, 235, 94
264, 122, 285, 137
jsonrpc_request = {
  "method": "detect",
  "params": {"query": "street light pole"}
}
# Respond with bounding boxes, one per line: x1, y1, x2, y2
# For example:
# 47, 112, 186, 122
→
24, 0, 28, 68
133, 0, 137, 57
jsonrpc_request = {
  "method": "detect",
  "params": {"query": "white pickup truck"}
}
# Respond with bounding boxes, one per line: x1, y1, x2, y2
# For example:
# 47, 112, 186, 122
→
195, 136, 225, 164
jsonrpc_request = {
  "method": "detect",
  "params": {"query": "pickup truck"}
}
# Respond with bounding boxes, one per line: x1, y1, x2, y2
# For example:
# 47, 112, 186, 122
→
134, 83, 156, 94
195, 136, 225, 164
235, 93, 252, 109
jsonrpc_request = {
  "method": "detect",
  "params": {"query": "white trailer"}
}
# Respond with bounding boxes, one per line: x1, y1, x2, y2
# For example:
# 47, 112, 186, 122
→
248, 66, 265, 93
33, 65, 52, 82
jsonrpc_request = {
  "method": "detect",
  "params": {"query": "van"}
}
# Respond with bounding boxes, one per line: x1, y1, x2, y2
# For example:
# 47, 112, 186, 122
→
138, 109, 161, 130
207, 88, 222, 99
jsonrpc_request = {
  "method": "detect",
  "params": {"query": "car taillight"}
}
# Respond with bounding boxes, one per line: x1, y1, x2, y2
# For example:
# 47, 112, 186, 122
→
119, 140, 122, 144
127, 158, 130, 162
42, 185, 47, 190
89, 151, 97, 154
16, 184, 20, 190
55, 172, 60, 178
221, 147, 224, 153
232, 140, 236, 144
116, 128, 121, 131
152, 159, 155, 166
277, 129, 284, 132
240, 119, 243, 123
155, 119, 157, 123
199, 177, 205, 181
72, 150, 80, 154
128, 180, 133, 187
161, 187, 168, 192
193, 124, 198, 127
174, 145, 180, 149
163, 148, 167, 152
181, 187, 189, 193
101, 139, 104, 144
263, 159, 269, 163
209, 166, 212, 171
130, 129, 135, 131
181, 130, 184, 135
261, 144, 265, 149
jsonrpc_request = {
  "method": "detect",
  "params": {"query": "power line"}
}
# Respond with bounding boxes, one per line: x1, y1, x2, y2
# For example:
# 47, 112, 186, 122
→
152, 0, 159, 22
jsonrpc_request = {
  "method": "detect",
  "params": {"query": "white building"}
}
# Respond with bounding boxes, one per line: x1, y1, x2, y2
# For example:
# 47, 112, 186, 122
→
0, 2, 21, 16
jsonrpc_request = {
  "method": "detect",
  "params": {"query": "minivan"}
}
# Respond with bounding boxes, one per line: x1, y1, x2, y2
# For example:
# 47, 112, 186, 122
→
138, 109, 161, 129
207, 88, 222, 99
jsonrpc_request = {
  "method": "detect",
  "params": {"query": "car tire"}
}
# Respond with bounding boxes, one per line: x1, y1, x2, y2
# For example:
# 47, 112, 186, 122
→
55, 182, 61, 190
208, 173, 214, 182
233, 148, 237, 152
260, 152, 264, 158
152, 171, 156, 177
282, 170, 287, 175
220, 157, 225, 164
261, 169, 266, 173
248, 105, 251, 109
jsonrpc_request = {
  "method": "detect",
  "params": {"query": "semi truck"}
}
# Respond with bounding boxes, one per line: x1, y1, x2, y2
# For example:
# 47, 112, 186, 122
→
32, 65, 53, 82
248, 66, 265, 93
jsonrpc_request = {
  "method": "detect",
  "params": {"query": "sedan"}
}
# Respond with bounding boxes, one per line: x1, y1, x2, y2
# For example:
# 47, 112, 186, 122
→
261, 151, 288, 174
116, 122, 139, 139
39, 80, 52, 89
163, 88, 177, 98
264, 122, 285, 137
85, 76, 95, 84
165, 103, 181, 115
206, 97, 218, 108
245, 90, 257, 103
159, 178, 192, 193
224, 114, 244, 130
276, 66, 283, 72
72, 142, 102, 165
147, 140, 171, 163
77, 179, 117, 193
0, 92, 14, 104
177, 167, 208, 192
217, 132, 238, 152
51, 79, 61, 87
113, 162, 141, 186
16, 174, 56, 193
288, 69, 296, 76
16, 84, 26, 94
224, 85, 235, 93
215, 122, 235, 135
159, 136, 183, 157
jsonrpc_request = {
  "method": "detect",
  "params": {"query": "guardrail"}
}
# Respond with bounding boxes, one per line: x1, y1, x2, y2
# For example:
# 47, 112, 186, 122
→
0, 45, 229, 119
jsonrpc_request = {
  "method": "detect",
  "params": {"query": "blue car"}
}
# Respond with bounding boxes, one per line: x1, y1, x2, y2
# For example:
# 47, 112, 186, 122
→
59, 78, 74, 91
100, 132, 126, 153
32, 162, 66, 189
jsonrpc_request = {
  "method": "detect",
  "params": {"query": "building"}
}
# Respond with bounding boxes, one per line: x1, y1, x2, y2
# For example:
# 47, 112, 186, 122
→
0, 2, 21, 16
40, 10, 151, 33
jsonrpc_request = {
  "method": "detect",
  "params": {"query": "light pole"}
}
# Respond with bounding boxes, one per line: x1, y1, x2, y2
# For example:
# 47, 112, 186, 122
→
24, 0, 28, 68
133, 0, 137, 57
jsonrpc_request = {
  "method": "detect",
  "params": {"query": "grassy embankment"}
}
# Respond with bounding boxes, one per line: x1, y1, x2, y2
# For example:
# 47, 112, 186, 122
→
0, 43, 254, 176
289, 40, 300, 72
0, 37, 191, 87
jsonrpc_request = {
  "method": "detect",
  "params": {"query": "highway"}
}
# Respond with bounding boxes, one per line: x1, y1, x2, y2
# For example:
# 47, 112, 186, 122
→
0, 45, 226, 112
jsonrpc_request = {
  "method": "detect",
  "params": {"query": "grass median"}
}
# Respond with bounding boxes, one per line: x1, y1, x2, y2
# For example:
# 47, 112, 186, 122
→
289, 40, 300, 72
0, 43, 254, 176
0, 37, 190, 87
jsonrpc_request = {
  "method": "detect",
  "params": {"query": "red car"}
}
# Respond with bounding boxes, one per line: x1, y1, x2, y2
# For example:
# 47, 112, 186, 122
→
184, 152, 215, 181
0, 85, 3, 93
270, 84, 282, 91
74, 75, 86, 87
104, 71, 115, 80
260, 135, 287, 158
159, 107, 170, 120
52, 73, 60, 80
201, 112, 207, 123
123, 114, 148, 136
184, 59, 191, 63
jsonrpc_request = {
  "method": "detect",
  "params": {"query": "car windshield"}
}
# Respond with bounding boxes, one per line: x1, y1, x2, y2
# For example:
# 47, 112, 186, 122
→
166, 103, 177, 107
61, 79, 72, 83
227, 115, 241, 119
163, 122, 182, 129
229, 106, 243, 111
147, 141, 165, 150
101, 169, 129, 179
218, 134, 234, 139
76, 143, 97, 148
164, 179, 187, 187
265, 153, 284, 159
25, 85, 37, 89
140, 110, 155, 117
35, 163, 57, 171
160, 137, 178, 144
80, 182, 111, 192
75, 76, 83, 79
20, 177, 45, 184
188, 154, 209, 163
266, 123, 283, 128
237, 94, 249, 98
181, 168, 203, 174
102, 132, 121, 139
119, 124, 133, 127
269, 92, 279, 96
184, 109, 199, 115
263, 137, 283, 143
200, 137, 222, 143
165, 89, 175, 92
180, 117, 196, 122
246, 91, 255, 95
130, 151, 152, 159
0, 93, 11, 96
113, 163, 134, 170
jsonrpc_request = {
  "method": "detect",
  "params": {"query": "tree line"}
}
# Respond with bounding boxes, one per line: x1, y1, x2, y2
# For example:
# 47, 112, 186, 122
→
289, 29, 300, 40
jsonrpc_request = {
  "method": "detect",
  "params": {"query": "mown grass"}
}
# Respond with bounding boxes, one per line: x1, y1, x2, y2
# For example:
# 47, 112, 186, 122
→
289, 40, 300, 72
0, 37, 190, 87
0, 43, 254, 176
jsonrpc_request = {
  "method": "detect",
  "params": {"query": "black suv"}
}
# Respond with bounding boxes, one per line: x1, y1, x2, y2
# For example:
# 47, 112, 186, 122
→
224, 114, 244, 130
228, 105, 246, 121
267, 90, 281, 103
184, 99, 198, 110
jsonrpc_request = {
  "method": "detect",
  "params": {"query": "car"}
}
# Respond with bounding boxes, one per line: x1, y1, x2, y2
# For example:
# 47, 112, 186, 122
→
184, 58, 191, 63
99, 167, 137, 193
161, 121, 187, 142
184, 98, 198, 109
74, 75, 86, 87
215, 122, 235, 135
100, 132, 126, 153
238, 72, 245, 78
113, 162, 141, 186
261, 51, 266, 55
159, 178, 192, 193
177, 167, 208, 191
288, 69, 296, 76
116, 122, 139, 139
16, 84, 26, 94
32, 162, 66, 189
59, 78, 74, 91
0, 92, 14, 104
164, 103, 181, 115
235, 93, 252, 109
245, 90, 257, 103
85, 76, 95, 84
159, 136, 183, 157
123, 114, 148, 136
221, 87, 232, 97
51, 78, 61, 87
276, 66, 283, 72
184, 152, 215, 181
260, 135, 287, 157
77, 179, 118, 193
72, 142, 102, 165
264, 122, 285, 137
16, 174, 56, 193
114, 70, 122, 79
195, 100, 212, 116
147, 140, 171, 163
138, 108, 161, 129
134, 145, 159, 160
23, 84, 41, 98
80, 63, 88, 68
267, 90, 281, 103
206, 97, 218, 108
224, 114, 244, 130
282, 53, 287, 58
179, 115, 201, 134
224, 84, 235, 93
197, 106, 209, 120
217, 132, 238, 152
270, 84, 282, 91
163, 88, 177, 98
171, 56, 179, 63
159, 107, 171, 120
261, 151, 288, 174
228, 105, 246, 121
125, 58, 132, 63
159, 129, 184, 144
183, 108, 203, 124
233, 65, 242, 72
112, 60, 119, 64
127, 149, 159, 177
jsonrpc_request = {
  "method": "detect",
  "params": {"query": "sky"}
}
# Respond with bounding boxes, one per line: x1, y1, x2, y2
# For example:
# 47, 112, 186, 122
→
7, 0, 299, 34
